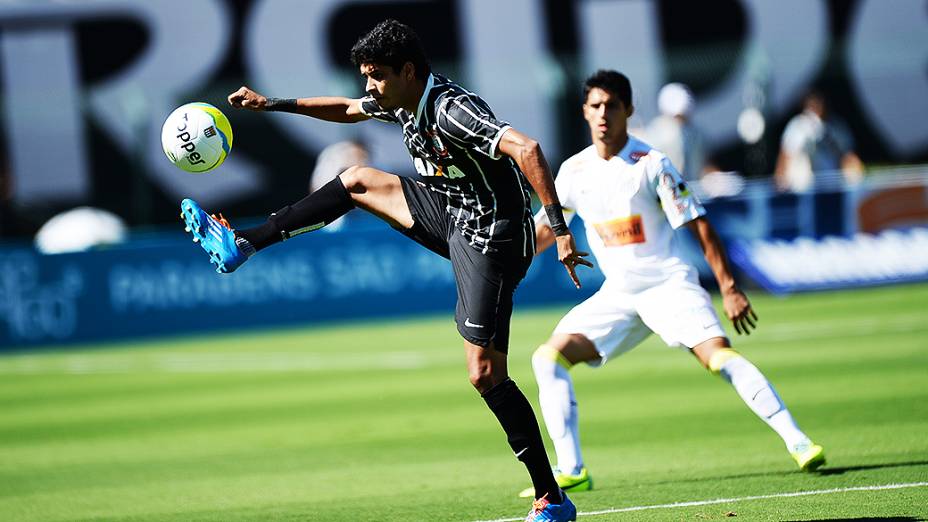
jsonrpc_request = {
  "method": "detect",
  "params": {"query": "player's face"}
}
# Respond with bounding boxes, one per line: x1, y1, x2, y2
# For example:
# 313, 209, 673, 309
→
583, 87, 633, 144
360, 62, 415, 111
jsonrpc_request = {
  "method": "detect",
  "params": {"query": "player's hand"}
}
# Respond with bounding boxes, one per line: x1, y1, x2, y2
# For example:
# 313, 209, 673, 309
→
228, 86, 267, 111
723, 287, 757, 335
555, 233, 593, 289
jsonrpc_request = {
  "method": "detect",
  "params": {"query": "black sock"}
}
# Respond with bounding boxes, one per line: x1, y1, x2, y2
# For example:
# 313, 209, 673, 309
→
236, 177, 354, 252
482, 378, 561, 503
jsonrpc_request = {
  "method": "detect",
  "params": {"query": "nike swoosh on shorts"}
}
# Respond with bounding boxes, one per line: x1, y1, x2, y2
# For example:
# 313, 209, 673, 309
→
464, 318, 485, 328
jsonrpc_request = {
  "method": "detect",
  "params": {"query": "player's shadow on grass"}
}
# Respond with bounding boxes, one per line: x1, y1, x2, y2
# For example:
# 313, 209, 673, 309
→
813, 459, 928, 476
638, 459, 928, 487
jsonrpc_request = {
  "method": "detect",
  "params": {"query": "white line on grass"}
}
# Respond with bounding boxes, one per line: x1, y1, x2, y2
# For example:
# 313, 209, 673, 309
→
473, 482, 928, 522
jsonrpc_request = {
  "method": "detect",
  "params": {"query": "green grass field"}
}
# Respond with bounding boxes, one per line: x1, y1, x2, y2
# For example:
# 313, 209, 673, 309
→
1, 283, 927, 521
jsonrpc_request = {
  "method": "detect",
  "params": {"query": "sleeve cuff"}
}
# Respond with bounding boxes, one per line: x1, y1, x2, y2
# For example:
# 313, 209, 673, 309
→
358, 97, 373, 117
489, 125, 512, 159
671, 205, 707, 229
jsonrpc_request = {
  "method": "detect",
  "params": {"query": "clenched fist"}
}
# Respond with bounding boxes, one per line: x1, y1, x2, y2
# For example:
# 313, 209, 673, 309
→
228, 86, 267, 111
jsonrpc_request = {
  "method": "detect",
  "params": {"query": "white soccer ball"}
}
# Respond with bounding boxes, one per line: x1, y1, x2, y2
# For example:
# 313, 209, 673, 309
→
161, 102, 233, 173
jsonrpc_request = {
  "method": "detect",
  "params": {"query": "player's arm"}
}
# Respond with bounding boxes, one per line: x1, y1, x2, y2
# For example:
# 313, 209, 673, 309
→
534, 203, 575, 255
534, 220, 556, 254
227, 86, 370, 123
498, 129, 592, 288
685, 216, 758, 335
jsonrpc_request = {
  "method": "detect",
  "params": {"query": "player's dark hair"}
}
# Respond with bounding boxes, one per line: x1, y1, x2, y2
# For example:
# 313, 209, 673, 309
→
583, 70, 632, 108
350, 19, 431, 81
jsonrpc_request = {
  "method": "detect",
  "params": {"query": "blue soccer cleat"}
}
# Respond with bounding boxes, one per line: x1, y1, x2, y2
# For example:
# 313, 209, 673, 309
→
180, 198, 247, 273
525, 491, 576, 522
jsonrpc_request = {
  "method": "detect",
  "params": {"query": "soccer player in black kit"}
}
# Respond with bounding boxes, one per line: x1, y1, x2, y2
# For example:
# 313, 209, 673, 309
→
180, 19, 588, 521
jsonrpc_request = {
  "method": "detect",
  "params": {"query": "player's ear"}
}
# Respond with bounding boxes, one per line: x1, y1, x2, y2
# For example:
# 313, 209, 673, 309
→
402, 62, 415, 81
626, 104, 635, 118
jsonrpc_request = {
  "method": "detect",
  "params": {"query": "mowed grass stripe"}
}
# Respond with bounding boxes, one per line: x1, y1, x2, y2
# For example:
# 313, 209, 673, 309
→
0, 309, 923, 377
2, 336, 921, 454
0, 380, 486, 453
4, 330, 923, 423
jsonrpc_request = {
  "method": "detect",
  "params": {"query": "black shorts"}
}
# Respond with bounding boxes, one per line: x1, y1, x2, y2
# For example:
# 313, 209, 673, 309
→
397, 177, 532, 353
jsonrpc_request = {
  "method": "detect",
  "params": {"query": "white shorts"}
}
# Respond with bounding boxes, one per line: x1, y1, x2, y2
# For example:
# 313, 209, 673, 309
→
552, 273, 727, 367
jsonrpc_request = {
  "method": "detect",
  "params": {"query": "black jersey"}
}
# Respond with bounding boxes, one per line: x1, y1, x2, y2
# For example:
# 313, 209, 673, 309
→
359, 74, 534, 257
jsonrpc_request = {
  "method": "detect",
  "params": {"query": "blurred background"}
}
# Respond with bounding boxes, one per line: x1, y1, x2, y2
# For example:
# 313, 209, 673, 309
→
1, 0, 927, 348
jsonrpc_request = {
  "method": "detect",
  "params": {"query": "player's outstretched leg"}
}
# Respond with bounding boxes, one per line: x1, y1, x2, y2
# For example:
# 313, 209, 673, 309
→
180, 198, 250, 274
704, 345, 826, 472
524, 490, 577, 522
181, 176, 357, 273
518, 344, 592, 498
235, 176, 357, 252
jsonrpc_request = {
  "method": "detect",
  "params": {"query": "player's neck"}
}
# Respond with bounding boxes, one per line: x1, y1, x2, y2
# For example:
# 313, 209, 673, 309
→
402, 78, 428, 114
593, 133, 629, 160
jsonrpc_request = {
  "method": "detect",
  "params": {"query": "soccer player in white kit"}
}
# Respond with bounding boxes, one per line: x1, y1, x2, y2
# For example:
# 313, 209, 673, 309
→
521, 70, 825, 497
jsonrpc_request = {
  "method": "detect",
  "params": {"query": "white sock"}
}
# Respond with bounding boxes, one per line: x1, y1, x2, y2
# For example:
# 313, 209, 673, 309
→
715, 352, 809, 450
532, 346, 584, 475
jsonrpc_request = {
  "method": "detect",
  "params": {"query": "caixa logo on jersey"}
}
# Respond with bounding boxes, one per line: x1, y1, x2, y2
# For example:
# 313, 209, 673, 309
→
413, 158, 467, 180
0, 252, 83, 343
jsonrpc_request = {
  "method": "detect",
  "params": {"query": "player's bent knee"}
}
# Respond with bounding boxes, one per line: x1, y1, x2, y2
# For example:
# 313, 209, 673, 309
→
337, 165, 368, 191
468, 369, 498, 393
707, 347, 742, 374
532, 344, 574, 370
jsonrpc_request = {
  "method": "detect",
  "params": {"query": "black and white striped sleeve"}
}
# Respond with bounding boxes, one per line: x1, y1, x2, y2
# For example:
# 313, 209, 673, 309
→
436, 94, 511, 159
358, 95, 399, 123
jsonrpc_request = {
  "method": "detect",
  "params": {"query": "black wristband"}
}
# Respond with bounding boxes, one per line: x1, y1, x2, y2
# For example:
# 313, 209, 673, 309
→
544, 204, 570, 236
264, 98, 298, 112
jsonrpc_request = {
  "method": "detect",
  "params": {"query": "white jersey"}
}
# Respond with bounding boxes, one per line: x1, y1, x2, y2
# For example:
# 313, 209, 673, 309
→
545, 135, 705, 293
